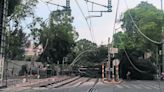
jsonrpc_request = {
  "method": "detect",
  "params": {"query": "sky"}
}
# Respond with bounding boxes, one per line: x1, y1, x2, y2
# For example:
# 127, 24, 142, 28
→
34, 0, 163, 45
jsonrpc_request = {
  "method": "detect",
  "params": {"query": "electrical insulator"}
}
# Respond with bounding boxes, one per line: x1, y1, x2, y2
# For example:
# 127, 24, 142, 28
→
66, 0, 70, 10
108, 0, 112, 12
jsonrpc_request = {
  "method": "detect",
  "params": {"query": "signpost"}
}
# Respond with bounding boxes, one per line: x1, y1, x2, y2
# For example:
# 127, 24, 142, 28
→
113, 59, 120, 81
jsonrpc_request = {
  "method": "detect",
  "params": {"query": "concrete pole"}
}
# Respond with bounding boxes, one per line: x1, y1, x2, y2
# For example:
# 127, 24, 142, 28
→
115, 59, 119, 81
102, 63, 104, 81
162, 39, 164, 72
108, 38, 111, 80
0, 0, 8, 87
156, 47, 159, 78
106, 63, 108, 80
57, 61, 59, 76
112, 54, 115, 81
161, 0, 164, 72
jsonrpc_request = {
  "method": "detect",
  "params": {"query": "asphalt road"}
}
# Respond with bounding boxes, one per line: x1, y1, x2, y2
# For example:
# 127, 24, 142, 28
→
9, 78, 164, 92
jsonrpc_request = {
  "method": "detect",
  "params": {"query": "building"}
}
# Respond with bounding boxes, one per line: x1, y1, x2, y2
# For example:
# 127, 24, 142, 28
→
24, 41, 43, 61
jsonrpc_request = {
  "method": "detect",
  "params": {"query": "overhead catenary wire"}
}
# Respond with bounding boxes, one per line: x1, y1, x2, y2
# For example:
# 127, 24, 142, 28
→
111, 0, 120, 48
39, 0, 52, 12
112, 0, 151, 73
124, 0, 162, 44
116, 27, 151, 73
74, 0, 96, 43
85, 1, 96, 43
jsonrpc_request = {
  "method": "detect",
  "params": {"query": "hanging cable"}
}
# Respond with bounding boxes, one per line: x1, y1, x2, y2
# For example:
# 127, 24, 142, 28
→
112, 0, 151, 73
39, 0, 52, 13
85, 1, 96, 43
111, 0, 120, 48
116, 28, 151, 73
124, 0, 162, 44
74, 0, 95, 43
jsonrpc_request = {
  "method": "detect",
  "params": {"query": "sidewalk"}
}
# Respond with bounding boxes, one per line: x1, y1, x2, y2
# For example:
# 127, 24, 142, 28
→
1, 76, 70, 92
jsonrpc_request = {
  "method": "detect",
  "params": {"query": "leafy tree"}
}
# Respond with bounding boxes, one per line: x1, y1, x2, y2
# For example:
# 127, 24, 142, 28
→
6, 0, 38, 60
72, 39, 97, 66
121, 2, 163, 52
7, 28, 29, 60
8, 0, 21, 16
31, 10, 78, 64
74, 39, 97, 54
96, 45, 108, 62
73, 39, 108, 66
113, 2, 163, 79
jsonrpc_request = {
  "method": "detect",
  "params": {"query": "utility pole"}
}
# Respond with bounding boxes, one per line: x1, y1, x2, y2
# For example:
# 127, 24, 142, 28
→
107, 38, 111, 81
161, 0, 164, 73
0, 0, 8, 87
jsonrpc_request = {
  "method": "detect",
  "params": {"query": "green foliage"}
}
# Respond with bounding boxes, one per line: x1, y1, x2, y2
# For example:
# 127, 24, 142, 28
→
114, 2, 162, 79
8, 0, 38, 19
8, 0, 21, 16
31, 10, 77, 64
7, 28, 29, 60
114, 2, 164, 59
74, 39, 107, 66
120, 2, 163, 52
74, 39, 97, 54
6, 0, 38, 60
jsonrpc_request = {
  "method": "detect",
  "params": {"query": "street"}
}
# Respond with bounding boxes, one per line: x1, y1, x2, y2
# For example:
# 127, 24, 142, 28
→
8, 78, 164, 92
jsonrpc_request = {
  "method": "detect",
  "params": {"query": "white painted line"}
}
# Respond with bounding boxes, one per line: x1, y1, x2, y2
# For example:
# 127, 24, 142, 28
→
116, 85, 123, 88
149, 85, 160, 90
141, 85, 152, 90
122, 84, 132, 88
131, 84, 142, 89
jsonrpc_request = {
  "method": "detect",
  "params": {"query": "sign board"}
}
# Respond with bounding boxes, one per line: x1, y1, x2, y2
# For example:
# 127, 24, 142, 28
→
113, 59, 120, 66
110, 48, 118, 54
105, 67, 109, 71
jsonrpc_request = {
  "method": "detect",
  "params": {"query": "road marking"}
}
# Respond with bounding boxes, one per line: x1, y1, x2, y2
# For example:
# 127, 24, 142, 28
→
116, 85, 123, 88
149, 85, 160, 89
131, 84, 142, 89
122, 84, 132, 88
140, 85, 152, 90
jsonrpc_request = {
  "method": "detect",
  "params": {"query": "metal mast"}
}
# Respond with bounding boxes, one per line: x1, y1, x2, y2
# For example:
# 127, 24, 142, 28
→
0, 0, 8, 87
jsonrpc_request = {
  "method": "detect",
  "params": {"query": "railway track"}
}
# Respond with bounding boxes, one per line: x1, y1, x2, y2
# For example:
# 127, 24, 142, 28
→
88, 78, 99, 92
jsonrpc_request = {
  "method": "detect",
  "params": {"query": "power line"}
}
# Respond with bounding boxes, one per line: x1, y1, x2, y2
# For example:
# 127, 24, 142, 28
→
112, 0, 150, 73
39, 0, 52, 13
74, 0, 95, 43
85, 1, 96, 43
116, 28, 151, 73
124, 0, 162, 44
112, 0, 120, 48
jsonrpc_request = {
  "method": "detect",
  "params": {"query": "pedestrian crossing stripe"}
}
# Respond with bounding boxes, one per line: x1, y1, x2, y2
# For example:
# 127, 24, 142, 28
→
116, 85, 123, 88
115, 84, 161, 90
140, 84, 152, 89
149, 85, 160, 89
131, 84, 142, 89
122, 84, 132, 88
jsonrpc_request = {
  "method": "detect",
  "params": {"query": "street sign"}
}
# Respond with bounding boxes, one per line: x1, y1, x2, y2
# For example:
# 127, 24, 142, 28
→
110, 48, 118, 54
113, 59, 120, 66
